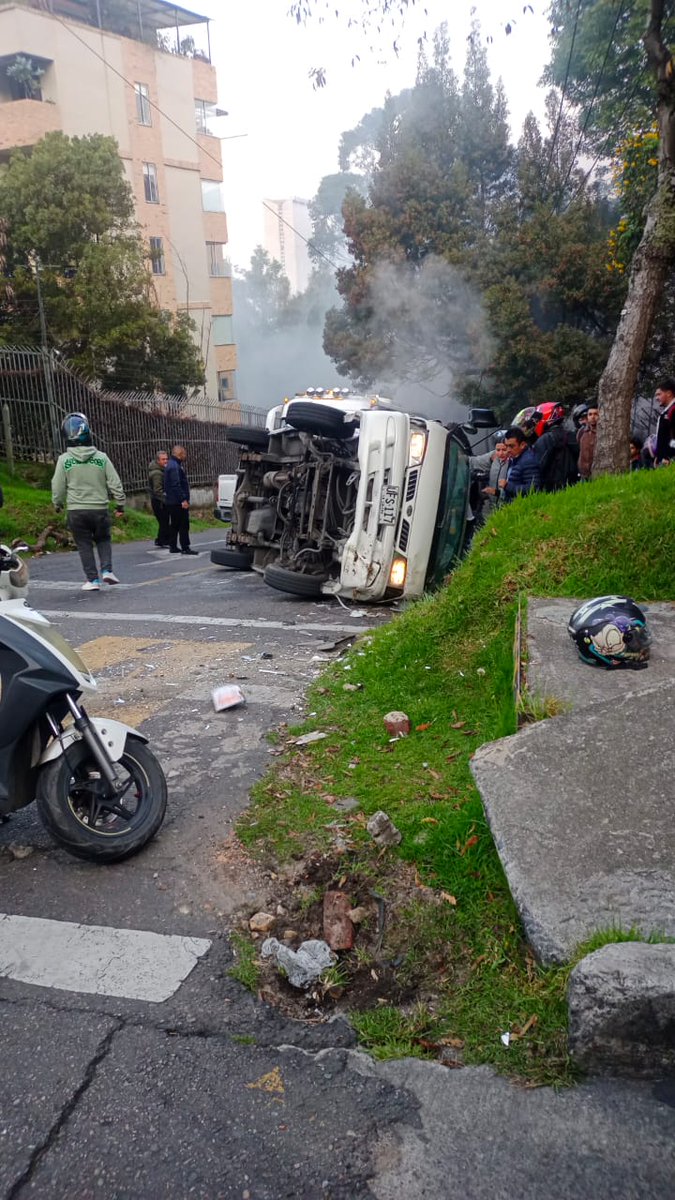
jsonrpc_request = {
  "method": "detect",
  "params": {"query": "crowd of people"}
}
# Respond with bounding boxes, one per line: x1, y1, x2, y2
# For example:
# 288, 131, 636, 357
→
468, 376, 675, 516
50, 412, 198, 590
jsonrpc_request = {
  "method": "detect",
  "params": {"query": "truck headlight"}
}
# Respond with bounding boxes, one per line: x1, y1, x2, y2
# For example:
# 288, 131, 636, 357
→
389, 557, 407, 588
409, 431, 427, 466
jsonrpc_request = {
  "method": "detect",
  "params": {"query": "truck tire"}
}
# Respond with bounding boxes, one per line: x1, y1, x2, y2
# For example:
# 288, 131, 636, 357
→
264, 563, 328, 597
225, 425, 269, 448
285, 401, 358, 439
211, 547, 253, 570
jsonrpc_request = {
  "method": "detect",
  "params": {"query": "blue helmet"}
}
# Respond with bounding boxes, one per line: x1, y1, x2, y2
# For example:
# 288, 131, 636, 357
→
568, 596, 650, 670
62, 412, 92, 446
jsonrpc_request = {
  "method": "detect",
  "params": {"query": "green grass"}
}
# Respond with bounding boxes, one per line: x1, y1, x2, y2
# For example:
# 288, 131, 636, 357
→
237, 467, 675, 1084
0, 461, 217, 546
229, 931, 262, 992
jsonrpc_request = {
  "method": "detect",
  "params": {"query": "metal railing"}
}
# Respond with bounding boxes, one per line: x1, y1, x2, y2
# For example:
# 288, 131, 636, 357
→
0, 347, 266, 492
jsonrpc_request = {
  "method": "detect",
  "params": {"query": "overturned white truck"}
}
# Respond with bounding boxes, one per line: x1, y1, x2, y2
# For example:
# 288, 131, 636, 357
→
211, 390, 491, 602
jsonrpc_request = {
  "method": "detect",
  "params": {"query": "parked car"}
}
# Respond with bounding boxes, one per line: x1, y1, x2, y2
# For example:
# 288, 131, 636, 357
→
210, 389, 496, 601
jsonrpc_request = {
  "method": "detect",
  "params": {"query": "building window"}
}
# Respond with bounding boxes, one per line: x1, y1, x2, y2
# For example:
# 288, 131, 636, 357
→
143, 162, 159, 204
212, 315, 234, 345
195, 99, 217, 135
218, 372, 236, 402
201, 179, 225, 212
135, 82, 152, 125
206, 242, 229, 277
149, 236, 165, 275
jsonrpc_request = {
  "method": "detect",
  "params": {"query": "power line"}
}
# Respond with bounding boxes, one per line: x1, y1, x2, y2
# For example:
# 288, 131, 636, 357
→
53, 15, 343, 275
562, 73, 644, 211
542, 0, 584, 198
553, 0, 625, 210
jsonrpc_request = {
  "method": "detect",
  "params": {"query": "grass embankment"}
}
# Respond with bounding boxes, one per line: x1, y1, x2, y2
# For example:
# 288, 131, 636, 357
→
0, 462, 217, 546
237, 468, 675, 1085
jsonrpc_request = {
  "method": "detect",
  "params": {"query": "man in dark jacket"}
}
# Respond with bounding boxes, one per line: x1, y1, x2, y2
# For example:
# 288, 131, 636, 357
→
500, 426, 541, 500
654, 377, 675, 465
148, 450, 170, 547
164, 445, 199, 556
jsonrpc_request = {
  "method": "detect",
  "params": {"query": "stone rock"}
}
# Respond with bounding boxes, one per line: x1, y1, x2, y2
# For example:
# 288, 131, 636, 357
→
282, 929, 298, 942
383, 711, 410, 737
293, 731, 328, 748
367, 810, 402, 847
261, 937, 337, 988
348, 906, 368, 925
333, 797, 360, 813
568, 942, 675, 1076
323, 890, 354, 950
8, 844, 34, 860
249, 911, 276, 934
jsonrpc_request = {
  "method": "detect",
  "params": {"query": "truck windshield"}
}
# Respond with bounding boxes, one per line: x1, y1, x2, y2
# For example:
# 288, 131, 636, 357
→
426, 437, 470, 588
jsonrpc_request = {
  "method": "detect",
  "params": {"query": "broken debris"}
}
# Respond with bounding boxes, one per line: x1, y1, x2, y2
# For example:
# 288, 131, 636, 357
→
293, 730, 328, 747
261, 937, 337, 989
323, 890, 355, 951
212, 684, 246, 712
249, 911, 276, 934
367, 810, 402, 847
383, 711, 411, 737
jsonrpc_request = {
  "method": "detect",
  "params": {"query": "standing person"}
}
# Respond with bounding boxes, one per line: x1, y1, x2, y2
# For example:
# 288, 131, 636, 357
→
499, 426, 541, 500
148, 450, 170, 548
51, 413, 125, 591
468, 433, 510, 514
630, 436, 645, 470
654, 377, 675, 465
578, 406, 599, 480
532, 404, 578, 492
164, 445, 199, 556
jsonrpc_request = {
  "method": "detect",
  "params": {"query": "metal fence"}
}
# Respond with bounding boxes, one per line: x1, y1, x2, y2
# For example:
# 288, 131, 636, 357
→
0, 347, 267, 491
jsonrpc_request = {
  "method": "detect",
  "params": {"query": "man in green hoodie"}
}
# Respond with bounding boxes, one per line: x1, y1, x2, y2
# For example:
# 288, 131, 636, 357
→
52, 412, 126, 592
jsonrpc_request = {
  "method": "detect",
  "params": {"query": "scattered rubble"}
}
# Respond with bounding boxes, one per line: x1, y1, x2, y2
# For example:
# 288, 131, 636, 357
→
367, 810, 402, 847
249, 911, 276, 934
212, 684, 246, 712
261, 937, 337, 989
323, 890, 354, 950
383, 711, 410, 737
7, 843, 34, 860
293, 731, 328, 747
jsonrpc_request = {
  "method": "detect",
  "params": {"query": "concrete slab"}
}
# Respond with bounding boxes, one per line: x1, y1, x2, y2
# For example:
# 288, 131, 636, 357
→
471, 679, 675, 964
526, 598, 675, 712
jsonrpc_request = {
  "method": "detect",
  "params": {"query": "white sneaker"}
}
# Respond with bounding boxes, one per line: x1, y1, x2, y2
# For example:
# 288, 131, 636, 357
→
82, 579, 100, 591
102, 571, 120, 585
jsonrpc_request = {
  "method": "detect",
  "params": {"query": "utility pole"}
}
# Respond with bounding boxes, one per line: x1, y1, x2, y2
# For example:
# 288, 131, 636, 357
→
33, 257, 62, 457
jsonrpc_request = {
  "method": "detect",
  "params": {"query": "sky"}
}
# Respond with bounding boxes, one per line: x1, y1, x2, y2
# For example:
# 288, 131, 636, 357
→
194, 0, 553, 269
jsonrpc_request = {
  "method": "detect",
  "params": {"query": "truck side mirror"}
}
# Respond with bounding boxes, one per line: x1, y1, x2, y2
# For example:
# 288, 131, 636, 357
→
467, 407, 499, 429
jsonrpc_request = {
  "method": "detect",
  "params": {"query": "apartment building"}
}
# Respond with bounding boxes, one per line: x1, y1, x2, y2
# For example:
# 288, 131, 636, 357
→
0, 0, 236, 403
263, 197, 312, 296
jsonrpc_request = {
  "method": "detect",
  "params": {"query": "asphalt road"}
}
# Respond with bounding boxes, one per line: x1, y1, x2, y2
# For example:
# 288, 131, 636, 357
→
1, 532, 674, 1199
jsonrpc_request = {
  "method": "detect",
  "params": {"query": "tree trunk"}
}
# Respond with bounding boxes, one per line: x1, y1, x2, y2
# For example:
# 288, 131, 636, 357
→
593, 0, 675, 476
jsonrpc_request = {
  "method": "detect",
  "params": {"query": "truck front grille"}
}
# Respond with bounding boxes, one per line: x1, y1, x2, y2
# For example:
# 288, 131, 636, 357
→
406, 469, 418, 502
398, 519, 410, 552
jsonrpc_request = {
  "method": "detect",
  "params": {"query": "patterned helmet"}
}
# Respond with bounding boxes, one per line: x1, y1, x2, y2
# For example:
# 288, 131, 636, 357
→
568, 596, 650, 670
534, 402, 566, 436
62, 412, 91, 446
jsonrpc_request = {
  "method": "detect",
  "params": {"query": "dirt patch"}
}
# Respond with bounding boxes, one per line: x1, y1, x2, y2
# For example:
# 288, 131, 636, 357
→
234, 848, 463, 1025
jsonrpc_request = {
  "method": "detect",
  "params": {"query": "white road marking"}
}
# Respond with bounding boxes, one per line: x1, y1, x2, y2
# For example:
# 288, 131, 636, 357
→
39, 609, 367, 635
28, 580, 133, 590
0, 913, 211, 1002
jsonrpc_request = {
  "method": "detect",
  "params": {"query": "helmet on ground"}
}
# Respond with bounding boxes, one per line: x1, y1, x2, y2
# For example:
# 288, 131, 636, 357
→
571, 403, 589, 429
534, 402, 566, 437
568, 596, 650, 670
62, 412, 92, 446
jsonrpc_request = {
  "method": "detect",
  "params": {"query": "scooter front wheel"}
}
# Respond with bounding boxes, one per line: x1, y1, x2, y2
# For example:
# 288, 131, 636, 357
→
36, 736, 167, 863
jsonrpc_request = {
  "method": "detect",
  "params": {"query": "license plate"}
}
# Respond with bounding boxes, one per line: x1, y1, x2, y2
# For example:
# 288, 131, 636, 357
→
378, 485, 399, 525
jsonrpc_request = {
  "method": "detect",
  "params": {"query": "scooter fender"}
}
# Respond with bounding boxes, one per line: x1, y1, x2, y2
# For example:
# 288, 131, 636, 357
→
38, 718, 148, 767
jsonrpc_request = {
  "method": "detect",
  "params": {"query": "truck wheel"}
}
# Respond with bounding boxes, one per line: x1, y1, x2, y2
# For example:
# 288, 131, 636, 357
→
264, 563, 328, 597
211, 548, 253, 570
285, 401, 358, 439
36, 736, 167, 863
225, 425, 269, 448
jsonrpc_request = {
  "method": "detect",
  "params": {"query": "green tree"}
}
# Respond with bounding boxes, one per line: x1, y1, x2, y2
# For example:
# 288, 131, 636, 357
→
308, 172, 367, 266
233, 247, 291, 330
0, 131, 204, 393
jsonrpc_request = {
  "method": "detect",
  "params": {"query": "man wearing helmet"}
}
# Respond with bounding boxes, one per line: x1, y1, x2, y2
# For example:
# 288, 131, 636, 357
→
51, 413, 126, 591
532, 403, 578, 492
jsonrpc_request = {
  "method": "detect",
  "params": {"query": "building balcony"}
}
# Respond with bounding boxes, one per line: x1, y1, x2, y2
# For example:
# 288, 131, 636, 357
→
0, 95, 62, 155
1, 1, 213, 61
